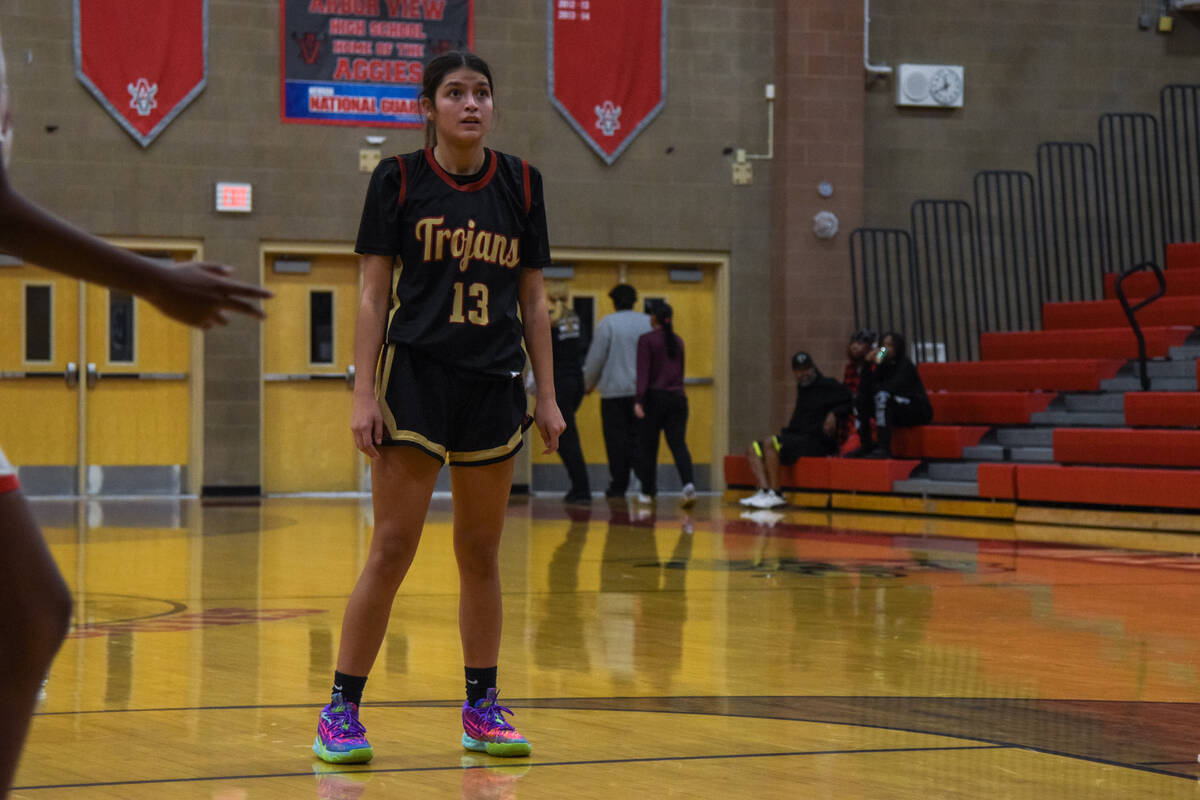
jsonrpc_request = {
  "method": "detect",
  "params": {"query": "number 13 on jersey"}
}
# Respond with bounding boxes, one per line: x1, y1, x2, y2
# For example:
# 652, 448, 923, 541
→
449, 281, 489, 325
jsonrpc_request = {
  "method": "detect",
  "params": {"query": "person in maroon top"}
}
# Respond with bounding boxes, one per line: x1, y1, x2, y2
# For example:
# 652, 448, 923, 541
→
633, 303, 697, 507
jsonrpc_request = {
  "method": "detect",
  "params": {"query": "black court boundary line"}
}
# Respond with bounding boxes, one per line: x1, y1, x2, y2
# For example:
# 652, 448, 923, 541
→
27, 696, 1200, 784
12, 744, 1007, 792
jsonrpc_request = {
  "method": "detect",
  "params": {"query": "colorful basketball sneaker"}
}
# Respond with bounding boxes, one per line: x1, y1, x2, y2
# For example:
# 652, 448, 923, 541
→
313, 693, 374, 764
461, 689, 531, 757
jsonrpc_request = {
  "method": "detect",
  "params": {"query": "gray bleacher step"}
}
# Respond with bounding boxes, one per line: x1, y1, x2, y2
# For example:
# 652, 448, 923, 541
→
1168, 343, 1200, 360
891, 478, 979, 497
1009, 446, 1054, 461
1145, 360, 1199, 378
1102, 376, 1197, 392
995, 427, 1054, 447
962, 444, 1006, 461
1029, 410, 1125, 426
1062, 393, 1125, 412
928, 462, 980, 482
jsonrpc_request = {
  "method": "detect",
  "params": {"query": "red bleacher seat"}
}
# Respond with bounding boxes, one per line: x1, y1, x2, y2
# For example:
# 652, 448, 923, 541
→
892, 425, 989, 458
1124, 392, 1200, 427
828, 458, 920, 493
977, 463, 1016, 499
1014, 464, 1200, 510
1054, 427, 1200, 467
1042, 296, 1200, 330
979, 327, 1191, 360
1168, 242, 1200, 270
920, 360, 1123, 391
1103, 269, 1200, 300
723, 453, 918, 493
928, 392, 1054, 424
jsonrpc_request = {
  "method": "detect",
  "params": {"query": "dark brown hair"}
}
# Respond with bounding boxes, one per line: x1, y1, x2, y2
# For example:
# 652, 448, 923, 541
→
420, 50, 494, 149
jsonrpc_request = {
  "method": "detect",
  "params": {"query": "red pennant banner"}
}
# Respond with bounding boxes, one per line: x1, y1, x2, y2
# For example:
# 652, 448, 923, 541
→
74, 0, 208, 147
549, 0, 666, 165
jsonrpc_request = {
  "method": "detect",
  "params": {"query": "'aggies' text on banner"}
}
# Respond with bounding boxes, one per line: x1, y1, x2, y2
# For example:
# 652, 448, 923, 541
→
281, 0, 474, 128
74, 0, 208, 148
548, 0, 666, 165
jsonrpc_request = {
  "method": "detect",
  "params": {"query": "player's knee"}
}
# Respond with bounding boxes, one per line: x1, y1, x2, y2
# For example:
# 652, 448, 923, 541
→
455, 541, 500, 582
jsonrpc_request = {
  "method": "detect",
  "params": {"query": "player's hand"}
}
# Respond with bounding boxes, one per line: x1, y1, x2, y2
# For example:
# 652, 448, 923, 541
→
634, 402, 645, 419
823, 412, 837, 437
351, 392, 385, 458
146, 262, 273, 329
534, 397, 566, 455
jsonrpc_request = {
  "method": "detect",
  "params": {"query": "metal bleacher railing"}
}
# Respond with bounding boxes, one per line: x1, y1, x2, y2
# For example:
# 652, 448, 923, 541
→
851, 84, 1199, 363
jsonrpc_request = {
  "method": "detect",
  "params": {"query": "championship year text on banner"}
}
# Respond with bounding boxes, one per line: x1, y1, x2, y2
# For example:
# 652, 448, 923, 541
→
548, 0, 667, 165
281, 0, 474, 127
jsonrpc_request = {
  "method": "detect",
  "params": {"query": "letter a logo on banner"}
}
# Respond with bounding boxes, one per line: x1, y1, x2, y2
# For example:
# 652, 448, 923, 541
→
548, 1, 666, 166
75, 1, 208, 148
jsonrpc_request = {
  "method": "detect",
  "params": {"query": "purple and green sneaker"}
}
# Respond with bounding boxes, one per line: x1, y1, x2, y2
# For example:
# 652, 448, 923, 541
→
461, 688, 531, 757
313, 692, 374, 764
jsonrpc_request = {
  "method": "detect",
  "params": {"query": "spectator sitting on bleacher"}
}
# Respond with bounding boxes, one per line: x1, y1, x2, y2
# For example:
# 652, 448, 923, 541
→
740, 352, 853, 509
839, 328, 876, 448
846, 331, 933, 459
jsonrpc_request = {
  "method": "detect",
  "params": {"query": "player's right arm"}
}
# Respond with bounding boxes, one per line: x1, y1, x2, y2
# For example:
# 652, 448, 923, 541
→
350, 253, 393, 458
0, 162, 270, 328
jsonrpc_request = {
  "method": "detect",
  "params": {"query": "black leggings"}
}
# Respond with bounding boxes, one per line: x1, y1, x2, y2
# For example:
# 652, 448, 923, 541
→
638, 390, 694, 495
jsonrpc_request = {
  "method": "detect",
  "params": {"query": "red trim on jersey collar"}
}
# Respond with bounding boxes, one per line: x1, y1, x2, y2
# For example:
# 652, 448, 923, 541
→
0, 474, 19, 494
425, 147, 498, 192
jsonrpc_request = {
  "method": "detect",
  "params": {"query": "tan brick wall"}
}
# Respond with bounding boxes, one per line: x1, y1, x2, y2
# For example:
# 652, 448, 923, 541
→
770, 1, 865, 417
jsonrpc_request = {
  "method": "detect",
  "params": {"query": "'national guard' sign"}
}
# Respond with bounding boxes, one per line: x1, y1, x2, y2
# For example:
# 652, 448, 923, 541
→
548, 0, 666, 165
74, 1, 208, 148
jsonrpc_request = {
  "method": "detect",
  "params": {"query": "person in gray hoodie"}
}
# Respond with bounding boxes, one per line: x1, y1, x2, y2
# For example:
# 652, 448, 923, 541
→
583, 283, 653, 498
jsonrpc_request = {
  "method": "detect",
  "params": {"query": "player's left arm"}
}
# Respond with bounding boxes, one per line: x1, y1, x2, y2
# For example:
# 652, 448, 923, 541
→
519, 268, 565, 454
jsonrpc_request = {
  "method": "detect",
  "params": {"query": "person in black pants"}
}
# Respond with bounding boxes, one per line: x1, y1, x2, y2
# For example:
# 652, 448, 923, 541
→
633, 303, 697, 507
847, 331, 934, 458
547, 281, 591, 503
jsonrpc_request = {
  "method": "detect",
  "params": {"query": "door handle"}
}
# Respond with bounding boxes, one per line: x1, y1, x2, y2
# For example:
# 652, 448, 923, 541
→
66, 362, 78, 389
86, 362, 99, 389
346, 364, 356, 390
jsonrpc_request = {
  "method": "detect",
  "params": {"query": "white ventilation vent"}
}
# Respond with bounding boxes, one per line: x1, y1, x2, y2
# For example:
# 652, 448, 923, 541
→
896, 64, 964, 108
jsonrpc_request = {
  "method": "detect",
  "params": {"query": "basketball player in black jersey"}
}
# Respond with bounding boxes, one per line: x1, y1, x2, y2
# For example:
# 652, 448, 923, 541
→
313, 51, 565, 764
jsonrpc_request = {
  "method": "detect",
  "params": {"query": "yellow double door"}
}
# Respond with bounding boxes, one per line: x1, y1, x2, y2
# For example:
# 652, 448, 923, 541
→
532, 260, 718, 489
260, 252, 721, 494
0, 245, 196, 495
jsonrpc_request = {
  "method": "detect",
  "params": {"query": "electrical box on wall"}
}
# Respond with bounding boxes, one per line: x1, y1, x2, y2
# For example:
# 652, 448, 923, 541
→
896, 64, 965, 108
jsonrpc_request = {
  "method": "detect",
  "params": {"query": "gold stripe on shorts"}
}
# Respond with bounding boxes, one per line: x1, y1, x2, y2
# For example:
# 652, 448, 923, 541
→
448, 425, 523, 465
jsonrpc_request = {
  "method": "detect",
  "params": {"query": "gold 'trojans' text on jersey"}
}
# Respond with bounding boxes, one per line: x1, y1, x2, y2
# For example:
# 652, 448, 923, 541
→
414, 216, 521, 271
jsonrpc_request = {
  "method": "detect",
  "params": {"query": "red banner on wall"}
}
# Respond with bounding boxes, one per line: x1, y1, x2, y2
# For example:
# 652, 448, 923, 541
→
548, 0, 666, 165
74, 1, 208, 148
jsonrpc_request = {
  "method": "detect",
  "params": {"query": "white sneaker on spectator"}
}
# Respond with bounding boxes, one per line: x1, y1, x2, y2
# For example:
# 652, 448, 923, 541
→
739, 489, 769, 507
636, 493, 654, 504
680, 483, 697, 508
750, 490, 787, 509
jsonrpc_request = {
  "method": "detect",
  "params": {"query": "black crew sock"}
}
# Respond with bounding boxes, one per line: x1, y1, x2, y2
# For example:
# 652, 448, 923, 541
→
333, 671, 367, 706
465, 666, 497, 707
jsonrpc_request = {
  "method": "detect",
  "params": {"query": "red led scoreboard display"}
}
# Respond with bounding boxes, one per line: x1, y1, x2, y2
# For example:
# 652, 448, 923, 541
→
281, 0, 474, 127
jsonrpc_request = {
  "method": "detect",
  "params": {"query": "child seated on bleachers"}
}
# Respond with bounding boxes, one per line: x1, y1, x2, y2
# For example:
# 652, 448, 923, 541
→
846, 331, 933, 458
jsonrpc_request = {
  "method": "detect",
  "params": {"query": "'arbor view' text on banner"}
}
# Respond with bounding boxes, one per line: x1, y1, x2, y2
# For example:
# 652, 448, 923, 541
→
548, 0, 666, 165
282, 0, 473, 127
74, 0, 208, 148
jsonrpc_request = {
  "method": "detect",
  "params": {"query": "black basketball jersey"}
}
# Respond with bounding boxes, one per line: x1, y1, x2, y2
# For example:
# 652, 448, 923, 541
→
355, 147, 551, 377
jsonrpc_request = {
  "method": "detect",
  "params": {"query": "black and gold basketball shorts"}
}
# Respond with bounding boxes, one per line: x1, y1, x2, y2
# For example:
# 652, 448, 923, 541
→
375, 344, 529, 467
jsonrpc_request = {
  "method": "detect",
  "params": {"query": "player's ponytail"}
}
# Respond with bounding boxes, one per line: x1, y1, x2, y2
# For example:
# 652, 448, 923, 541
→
654, 303, 678, 359
420, 50, 495, 149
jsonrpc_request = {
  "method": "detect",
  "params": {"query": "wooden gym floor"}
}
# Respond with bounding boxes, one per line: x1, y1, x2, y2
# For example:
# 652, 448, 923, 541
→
13, 494, 1200, 798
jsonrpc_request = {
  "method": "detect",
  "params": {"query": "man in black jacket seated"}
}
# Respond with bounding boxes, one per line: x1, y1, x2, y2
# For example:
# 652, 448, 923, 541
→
847, 331, 934, 459
740, 352, 853, 509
